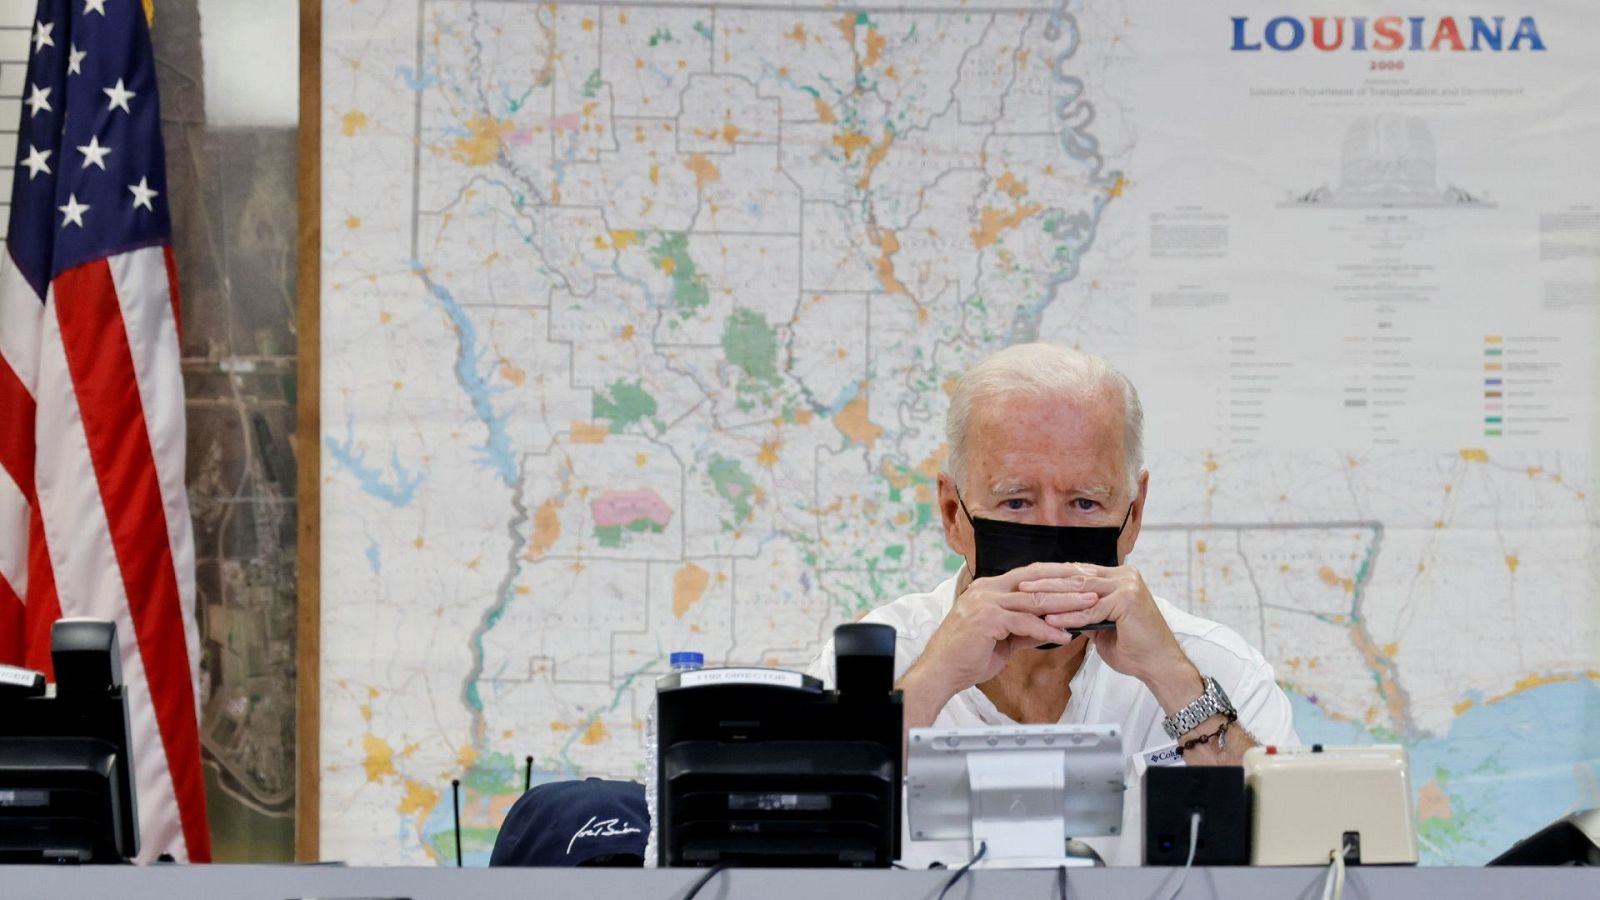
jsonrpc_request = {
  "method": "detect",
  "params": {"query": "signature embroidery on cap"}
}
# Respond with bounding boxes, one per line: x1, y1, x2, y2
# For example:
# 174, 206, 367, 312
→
567, 816, 644, 854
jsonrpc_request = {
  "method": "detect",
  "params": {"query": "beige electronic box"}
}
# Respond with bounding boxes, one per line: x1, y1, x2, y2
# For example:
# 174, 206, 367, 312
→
1243, 744, 1418, 866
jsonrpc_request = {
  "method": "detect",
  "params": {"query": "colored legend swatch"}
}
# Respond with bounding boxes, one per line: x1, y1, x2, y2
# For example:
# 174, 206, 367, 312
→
1484, 336, 1502, 436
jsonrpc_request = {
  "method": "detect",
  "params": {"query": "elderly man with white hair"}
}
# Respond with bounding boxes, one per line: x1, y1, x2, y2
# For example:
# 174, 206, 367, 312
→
809, 342, 1298, 866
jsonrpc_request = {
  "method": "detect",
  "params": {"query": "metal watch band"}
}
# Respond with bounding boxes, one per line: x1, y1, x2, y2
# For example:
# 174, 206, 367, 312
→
1161, 675, 1235, 741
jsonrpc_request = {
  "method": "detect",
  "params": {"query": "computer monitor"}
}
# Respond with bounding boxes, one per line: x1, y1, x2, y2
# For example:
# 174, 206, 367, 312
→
906, 724, 1124, 868
0, 619, 140, 864
655, 623, 902, 867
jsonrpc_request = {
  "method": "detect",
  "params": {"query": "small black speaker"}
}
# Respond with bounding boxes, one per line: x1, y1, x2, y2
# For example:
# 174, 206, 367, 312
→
1488, 810, 1600, 866
832, 622, 896, 699
51, 618, 123, 696
1144, 765, 1249, 865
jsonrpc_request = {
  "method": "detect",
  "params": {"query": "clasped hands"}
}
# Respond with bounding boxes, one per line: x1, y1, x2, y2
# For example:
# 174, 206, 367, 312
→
902, 561, 1199, 714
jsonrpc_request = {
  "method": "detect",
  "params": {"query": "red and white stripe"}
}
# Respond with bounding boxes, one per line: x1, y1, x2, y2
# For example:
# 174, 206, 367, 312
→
1, 246, 211, 862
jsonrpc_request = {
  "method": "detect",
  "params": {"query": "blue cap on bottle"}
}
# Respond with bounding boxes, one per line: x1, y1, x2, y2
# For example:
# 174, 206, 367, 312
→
669, 651, 704, 671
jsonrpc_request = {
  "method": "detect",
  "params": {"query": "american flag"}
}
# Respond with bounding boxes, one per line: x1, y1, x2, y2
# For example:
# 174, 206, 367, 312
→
0, 0, 210, 862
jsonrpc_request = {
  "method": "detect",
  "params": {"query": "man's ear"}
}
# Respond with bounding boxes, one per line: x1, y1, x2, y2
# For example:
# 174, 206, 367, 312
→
1119, 469, 1150, 561
938, 473, 973, 561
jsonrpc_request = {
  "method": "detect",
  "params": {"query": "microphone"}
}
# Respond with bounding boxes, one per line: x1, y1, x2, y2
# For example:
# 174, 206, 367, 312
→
451, 778, 463, 867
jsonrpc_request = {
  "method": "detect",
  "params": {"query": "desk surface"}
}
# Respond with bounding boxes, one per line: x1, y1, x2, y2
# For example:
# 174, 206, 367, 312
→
6, 864, 1598, 900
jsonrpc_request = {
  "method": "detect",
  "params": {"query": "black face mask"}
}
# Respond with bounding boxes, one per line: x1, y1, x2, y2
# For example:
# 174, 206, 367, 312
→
957, 492, 1134, 644
958, 493, 1133, 577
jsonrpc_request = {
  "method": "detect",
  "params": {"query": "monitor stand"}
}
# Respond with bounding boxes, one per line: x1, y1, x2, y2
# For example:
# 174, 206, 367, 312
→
967, 751, 1104, 868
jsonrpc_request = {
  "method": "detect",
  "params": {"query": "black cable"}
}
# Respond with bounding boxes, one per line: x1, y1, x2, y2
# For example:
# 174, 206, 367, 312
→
936, 840, 987, 900
450, 778, 462, 867
677, 861, 732, 900
1056, 863, 1066, 900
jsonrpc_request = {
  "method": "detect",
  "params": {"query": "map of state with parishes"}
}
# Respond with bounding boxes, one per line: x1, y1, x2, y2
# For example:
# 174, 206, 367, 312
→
318, 0, 1600, 865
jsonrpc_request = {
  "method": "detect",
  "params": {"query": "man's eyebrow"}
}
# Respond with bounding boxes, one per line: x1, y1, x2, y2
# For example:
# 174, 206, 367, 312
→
988, 481, 1033, 497
1076, 483, 1114, 500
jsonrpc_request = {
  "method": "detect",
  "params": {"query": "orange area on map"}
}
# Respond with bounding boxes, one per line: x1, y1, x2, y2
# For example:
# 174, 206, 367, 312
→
996, 171, 1028, 199
571, 421, 609, 443
580, 719, 608, 745
673, 562, 711, 618
834, 387, 883, 448
1417, 781, 1453, 822
758, 439, 781, 467
450, 115, 513, 166
1484, 671, 1600, 705
340, 111, 369, 136
833, 130, 870, 160
362, 734, 397, 783
499, 360, 526, 385
880, 459, 911, 490
684, 153, 721, 189
1505, 555, 1519, 573
814, 97, 837, 124
1460, 448, 1489, 462
1316, 565, 1352, 591
398, 779, 440, 816
970, 203, 1041, 249
873, 230, 908, 295
1348, 624, 1410, 731
858, 129, 894, 189
865, 30, 887, 66
526, 499, 561, 560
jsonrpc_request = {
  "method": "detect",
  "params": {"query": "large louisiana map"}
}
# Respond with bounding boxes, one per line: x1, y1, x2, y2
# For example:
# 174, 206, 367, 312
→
320, 0, 1600, 865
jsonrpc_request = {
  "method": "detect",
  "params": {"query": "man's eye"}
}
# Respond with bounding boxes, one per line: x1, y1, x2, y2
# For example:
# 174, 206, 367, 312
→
1073, 498, 1101, 511
1001, 499, 1028, 511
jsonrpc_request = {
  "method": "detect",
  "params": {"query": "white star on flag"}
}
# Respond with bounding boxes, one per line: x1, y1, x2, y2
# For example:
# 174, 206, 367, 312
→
129, 176, 159, 211
104, 79, 136, 113
58, 193, 90, 228
33, 20, 55, 53
84, 0, 109, 15
78, 134, 112, 170
25, 83, 52, 117
21, 146, 53, 180
69, 44, 87, 76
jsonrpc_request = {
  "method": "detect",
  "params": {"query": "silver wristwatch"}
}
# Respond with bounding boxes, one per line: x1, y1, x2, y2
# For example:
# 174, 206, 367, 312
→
1161, 675, 1237, 741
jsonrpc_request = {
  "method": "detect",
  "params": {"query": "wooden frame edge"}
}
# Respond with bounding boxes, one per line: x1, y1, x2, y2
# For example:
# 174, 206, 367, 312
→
295, 0, 323, 863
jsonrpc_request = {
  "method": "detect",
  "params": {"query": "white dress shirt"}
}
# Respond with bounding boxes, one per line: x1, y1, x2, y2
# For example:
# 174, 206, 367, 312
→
807, 568, 1300, 867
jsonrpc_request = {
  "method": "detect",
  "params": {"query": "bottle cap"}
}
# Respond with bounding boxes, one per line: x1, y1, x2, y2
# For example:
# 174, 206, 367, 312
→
669, 651, 704, 668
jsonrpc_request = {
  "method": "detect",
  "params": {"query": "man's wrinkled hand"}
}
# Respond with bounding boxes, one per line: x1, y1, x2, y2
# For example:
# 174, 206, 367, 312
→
1022, 563, 1191, 689
902, 562, 1098, 706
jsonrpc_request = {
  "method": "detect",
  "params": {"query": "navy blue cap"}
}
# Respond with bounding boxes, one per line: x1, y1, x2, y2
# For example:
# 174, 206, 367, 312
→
490, 778, 648, 867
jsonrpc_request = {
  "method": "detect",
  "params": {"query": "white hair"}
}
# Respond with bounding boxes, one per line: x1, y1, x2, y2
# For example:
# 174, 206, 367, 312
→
945, 343, 1144, 494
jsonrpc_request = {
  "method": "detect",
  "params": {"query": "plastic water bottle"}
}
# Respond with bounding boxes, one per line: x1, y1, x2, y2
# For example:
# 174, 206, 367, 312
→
644, 651, 703, 867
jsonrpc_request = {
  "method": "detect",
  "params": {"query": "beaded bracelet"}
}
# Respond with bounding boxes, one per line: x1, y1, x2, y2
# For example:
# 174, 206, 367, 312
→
1177, 711, 1239, 755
